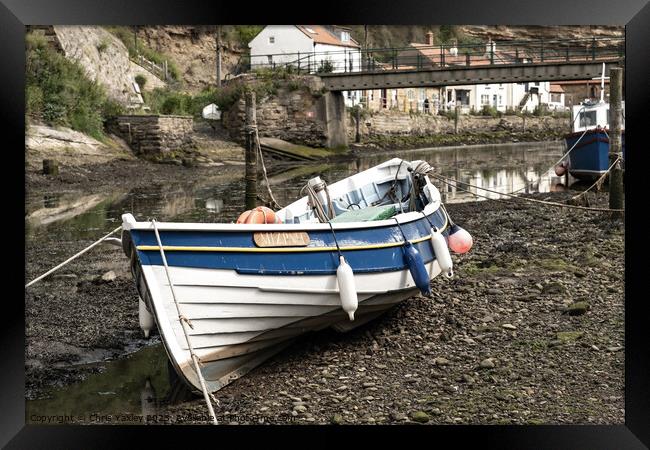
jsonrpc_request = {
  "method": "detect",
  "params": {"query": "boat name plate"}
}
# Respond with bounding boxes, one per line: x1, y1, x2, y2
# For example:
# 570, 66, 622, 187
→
254, 231, 311, 248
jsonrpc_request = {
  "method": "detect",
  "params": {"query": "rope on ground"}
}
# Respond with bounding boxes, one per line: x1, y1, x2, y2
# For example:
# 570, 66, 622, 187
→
571, 155, 621, 200
430, 173, 624, 213
151, 219, 218, 425
25, 225, 123, 289
248, 125, 282, 210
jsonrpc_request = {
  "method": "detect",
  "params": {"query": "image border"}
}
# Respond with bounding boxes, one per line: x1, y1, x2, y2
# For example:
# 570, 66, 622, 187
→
4, 0, 648, 447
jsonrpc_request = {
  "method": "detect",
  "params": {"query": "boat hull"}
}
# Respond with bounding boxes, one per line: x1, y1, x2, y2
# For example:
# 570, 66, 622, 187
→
564, 128, 625, 180
123, 207, 449, 393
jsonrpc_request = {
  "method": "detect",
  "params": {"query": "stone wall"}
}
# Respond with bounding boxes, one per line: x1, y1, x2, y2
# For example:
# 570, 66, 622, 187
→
349, 110, 571, 137
107, 115, 196, 160
222, 74, 347, 148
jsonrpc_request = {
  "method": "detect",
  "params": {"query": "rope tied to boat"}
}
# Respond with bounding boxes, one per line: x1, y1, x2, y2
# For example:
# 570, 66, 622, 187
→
302, 178, 335, 223
327, 221, 343, 258
430, 173, 624, 213
570, 154, 622, 201
25, 225, 123, 289
151, 219, 218, 425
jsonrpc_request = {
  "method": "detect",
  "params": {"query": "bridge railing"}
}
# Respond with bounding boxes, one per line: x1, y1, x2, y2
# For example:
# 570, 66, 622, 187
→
245, 37, 624, 75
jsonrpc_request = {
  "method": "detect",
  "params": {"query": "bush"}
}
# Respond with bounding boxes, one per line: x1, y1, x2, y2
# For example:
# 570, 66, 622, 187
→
26, 32, 110, 139
96, 38, 110, 53
479, 105, 499, 117
316, 60, 335, 74
233, 26, 264, 46
135, 74, 147, 89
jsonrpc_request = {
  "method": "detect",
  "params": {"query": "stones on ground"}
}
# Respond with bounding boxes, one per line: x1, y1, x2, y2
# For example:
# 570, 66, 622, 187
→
565, 301, 590, 316
410, 411, 431, 423
501, 323, 517, 330
330, 414, 344, 425
434, 357, 450, 366
293, 405, 307, 413
479, 358, 496, 369
94, 270, 116, 284
542, 282, 565, 295
556, 331, 584, 343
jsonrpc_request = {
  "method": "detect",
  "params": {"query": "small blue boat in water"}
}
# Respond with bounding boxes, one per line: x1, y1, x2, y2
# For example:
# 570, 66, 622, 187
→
564, 99, 625, 180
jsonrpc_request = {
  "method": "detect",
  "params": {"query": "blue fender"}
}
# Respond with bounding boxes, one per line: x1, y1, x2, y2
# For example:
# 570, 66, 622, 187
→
403, 241, 431, 296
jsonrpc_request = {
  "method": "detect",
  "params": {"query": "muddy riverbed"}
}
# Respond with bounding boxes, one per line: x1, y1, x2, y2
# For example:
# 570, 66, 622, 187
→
24, 142, 624, 424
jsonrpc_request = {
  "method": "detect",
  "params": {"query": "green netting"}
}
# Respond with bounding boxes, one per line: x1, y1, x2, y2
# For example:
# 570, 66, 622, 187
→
330, 205, 397, 223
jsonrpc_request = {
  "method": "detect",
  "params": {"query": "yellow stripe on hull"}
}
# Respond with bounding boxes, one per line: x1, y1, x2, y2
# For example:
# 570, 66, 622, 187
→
137, 234, 435, 254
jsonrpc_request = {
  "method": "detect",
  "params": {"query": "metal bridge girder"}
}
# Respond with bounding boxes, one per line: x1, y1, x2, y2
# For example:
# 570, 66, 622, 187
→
318, 60, 623, 91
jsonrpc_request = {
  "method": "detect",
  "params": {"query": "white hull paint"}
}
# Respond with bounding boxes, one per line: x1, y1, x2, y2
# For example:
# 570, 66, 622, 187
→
141, 260, 441, 392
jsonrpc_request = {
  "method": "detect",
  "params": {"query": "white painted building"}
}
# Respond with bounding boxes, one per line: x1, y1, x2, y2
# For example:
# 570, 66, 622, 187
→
248, 25, 362, 106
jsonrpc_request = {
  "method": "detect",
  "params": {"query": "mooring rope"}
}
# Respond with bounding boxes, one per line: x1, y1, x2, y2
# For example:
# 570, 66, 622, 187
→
430, 173, 623, 213
511, 126, 589, 195
25, 225, 123, 288
249, 125, 282, 209
301, 178, 335, 223
571, 155, 621, 201
151, 219, 218, 425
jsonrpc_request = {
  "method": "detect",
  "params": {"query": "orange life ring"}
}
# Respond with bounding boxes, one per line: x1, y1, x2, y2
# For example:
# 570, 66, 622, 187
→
236, 206, 283, 224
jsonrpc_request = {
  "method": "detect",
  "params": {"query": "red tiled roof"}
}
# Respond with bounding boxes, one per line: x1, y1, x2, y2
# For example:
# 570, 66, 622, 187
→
296, 25, 360, 48
403, 43, 516, 67
550, 84, 565, 93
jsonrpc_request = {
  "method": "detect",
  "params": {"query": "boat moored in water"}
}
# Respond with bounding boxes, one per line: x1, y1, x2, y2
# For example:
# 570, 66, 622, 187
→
121, 158, 472, 393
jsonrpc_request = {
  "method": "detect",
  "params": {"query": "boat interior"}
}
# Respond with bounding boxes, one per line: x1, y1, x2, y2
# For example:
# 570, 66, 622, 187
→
278, 159, 437, 224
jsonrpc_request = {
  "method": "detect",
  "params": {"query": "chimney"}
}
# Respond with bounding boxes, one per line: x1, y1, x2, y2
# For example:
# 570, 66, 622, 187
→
426, 31, 434, 46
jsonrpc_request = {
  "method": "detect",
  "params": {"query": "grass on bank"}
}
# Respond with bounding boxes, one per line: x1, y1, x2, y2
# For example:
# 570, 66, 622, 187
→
26, 32, 124, 140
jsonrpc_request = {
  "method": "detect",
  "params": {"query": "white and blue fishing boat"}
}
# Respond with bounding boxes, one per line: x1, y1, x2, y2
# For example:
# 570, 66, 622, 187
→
563, 67, 625, 180
120, 158, 472, 393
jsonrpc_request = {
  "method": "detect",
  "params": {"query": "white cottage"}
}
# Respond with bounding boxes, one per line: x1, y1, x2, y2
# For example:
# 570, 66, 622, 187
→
249, 25, 362, 106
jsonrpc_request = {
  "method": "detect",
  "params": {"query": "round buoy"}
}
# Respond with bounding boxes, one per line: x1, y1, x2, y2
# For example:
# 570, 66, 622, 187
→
447, 224, 473, 254
554, 163, 566, 176
236, 206, 283, 224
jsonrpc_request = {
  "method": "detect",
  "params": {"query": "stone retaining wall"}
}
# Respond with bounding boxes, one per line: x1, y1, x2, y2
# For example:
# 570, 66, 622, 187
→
107, 115, 196, 159
349, 111, 571, 137
222, 74, 347, 148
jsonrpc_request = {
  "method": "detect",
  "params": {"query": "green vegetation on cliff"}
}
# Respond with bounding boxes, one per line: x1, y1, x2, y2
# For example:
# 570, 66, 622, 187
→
26, 32, 123, 140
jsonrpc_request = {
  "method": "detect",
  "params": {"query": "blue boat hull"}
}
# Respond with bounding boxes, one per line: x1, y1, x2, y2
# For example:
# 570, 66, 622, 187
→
564, 129, 625, 180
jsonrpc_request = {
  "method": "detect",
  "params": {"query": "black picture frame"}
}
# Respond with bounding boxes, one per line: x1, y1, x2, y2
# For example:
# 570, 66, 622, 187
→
4, 0, 649, 447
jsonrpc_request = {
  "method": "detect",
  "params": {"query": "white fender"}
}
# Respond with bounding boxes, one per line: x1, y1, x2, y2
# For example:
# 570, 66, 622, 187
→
431, 229, 454, 278
139, 297, 155, 338
336, 256, 358, 321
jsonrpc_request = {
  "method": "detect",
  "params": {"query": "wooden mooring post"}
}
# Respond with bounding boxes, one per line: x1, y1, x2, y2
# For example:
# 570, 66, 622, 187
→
454, 105, 460, 134
608, 67, 624, 217
244, 90, 258, 210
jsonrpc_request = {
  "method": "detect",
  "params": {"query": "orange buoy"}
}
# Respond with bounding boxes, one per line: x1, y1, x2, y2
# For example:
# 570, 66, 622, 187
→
236, 206, 282, 224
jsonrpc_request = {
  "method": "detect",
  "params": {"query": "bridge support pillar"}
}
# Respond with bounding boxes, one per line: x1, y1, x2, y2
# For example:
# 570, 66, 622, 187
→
317, 91, 348, 149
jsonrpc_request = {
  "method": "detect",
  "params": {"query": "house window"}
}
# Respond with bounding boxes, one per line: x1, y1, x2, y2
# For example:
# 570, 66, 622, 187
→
268, 36, 275, 44
550, 93, 561, 103
481, 94, 489, 105
498, 95, 503, 105
407, 90, 414, 100
267, 55, 273, 64
341, 31, 350, 42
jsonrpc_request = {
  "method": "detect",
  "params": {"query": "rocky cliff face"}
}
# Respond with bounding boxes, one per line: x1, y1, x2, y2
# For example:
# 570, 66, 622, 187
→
53, 26, 143, 106
136, 26, 246, 93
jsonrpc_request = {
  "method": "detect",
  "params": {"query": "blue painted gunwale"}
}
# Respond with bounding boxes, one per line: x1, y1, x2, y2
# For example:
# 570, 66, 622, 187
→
131, 209, 448, 275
